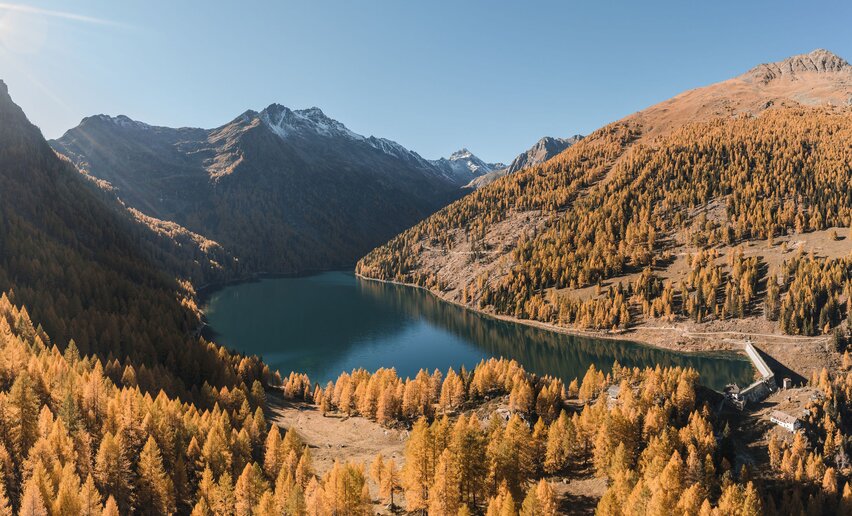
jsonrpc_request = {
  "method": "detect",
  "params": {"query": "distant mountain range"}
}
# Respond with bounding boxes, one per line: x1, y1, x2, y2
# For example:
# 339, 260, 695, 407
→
465, 135, 583, 189
432, 148, 505, 186
50, 105, 508, 273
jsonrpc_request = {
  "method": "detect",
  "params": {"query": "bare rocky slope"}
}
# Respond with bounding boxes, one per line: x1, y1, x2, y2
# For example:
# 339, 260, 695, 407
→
625, 48, 852, 142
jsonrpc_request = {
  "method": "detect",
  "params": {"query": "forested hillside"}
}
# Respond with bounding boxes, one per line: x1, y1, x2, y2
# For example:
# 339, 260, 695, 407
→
0, 293, 272, 515
357, 50, 852, 340
0, 79, 254, 399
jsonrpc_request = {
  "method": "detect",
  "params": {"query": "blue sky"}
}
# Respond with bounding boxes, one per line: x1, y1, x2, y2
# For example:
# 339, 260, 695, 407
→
0, 1, 850, 163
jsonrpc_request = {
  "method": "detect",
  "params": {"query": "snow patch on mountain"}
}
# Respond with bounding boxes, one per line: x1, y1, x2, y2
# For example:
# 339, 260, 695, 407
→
429, 148, 503, 185
87, 114, 152, 131
256, 104, 500, 186
259, 104, 366, 141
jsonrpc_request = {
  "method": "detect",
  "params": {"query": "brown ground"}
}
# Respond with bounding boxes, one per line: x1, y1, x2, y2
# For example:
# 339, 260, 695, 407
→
268, 391, 408, 513
268, 391, 407, 477
554, 471, 607, 515
268, 391, 601, 513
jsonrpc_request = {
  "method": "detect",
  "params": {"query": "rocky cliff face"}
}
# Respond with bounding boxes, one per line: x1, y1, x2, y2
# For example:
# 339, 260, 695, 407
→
505, 135, 583, 174
746, 48, 851, 84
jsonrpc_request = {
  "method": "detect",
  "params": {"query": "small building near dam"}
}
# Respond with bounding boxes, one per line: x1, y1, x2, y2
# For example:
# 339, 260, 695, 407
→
725, 340, 776, 410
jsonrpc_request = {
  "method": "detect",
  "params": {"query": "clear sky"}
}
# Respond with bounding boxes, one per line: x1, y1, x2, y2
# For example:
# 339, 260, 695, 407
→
0, 1, 850, 163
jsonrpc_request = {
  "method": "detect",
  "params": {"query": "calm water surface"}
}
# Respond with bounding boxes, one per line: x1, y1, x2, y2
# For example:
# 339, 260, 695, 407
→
202, 271, 754, 389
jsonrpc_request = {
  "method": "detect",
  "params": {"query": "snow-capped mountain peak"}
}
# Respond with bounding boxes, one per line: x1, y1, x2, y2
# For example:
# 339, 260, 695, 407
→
429, 148, 502, 184
84, 114, 152, 131
229, 103, 500, 187
259, 104, 366, 141
448, 148, 475, 161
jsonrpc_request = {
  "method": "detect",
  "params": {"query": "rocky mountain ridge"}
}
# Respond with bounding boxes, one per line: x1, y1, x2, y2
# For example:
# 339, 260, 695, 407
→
465, 134, 583, 190
746, 48, 851, 84
51, 104, 480, 273
628, 48, 852, 142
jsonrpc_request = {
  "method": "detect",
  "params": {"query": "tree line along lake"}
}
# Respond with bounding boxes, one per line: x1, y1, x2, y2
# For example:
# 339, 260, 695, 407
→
201, 271, 755, 390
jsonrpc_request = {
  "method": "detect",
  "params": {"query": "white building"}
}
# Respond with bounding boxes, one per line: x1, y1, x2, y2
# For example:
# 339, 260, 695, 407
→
770, 410, 801, 432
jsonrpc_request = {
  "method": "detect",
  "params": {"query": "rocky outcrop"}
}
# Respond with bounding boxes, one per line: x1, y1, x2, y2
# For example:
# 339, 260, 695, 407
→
746, 49, 851, 84
506, 135, 583, 174
465, 135, 582, 190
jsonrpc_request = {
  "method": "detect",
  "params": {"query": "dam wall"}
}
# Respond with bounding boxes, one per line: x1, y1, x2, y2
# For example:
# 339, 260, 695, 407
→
729, 340, 776, 409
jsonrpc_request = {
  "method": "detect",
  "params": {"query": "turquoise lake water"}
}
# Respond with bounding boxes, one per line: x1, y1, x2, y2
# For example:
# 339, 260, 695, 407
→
202, 271, 755, 389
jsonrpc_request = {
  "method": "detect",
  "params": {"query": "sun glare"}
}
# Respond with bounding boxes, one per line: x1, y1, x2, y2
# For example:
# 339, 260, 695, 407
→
0, 8, 47, 54
0, 2, 125, 54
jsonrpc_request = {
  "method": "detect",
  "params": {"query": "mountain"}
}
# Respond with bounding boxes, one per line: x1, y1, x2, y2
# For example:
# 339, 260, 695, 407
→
0, 79, 248, 395
357, 49, 852, 343
627, 48, 852, 141
464, 47, 850, 194
504, 135, 584, 175
429, 148, 504, 185
51, 105, 478, 274
465, 135, 583, 190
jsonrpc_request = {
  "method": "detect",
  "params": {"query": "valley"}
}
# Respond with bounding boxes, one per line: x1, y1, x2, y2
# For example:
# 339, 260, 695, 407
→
0, 7, 849, 511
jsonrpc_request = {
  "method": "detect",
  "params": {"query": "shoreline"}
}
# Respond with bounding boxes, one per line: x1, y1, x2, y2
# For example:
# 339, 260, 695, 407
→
200, 268, 743, 356
196, 269, 834, 380
195, 266, 352, 303
355, 273, 836, 374
354, 273, 751, 359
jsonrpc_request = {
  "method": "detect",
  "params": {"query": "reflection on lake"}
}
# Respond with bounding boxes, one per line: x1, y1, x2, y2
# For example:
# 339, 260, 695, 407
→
203, 271, 754, 389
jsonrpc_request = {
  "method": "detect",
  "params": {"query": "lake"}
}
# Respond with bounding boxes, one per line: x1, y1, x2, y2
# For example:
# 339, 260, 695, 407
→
202, 271, 755, 390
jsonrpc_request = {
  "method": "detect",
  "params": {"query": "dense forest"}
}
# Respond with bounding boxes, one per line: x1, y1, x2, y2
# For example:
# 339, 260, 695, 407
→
358, 107, 852, 337
5, 289, 852, 515
0, 294, 270, 515
281, 353, 852, 514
